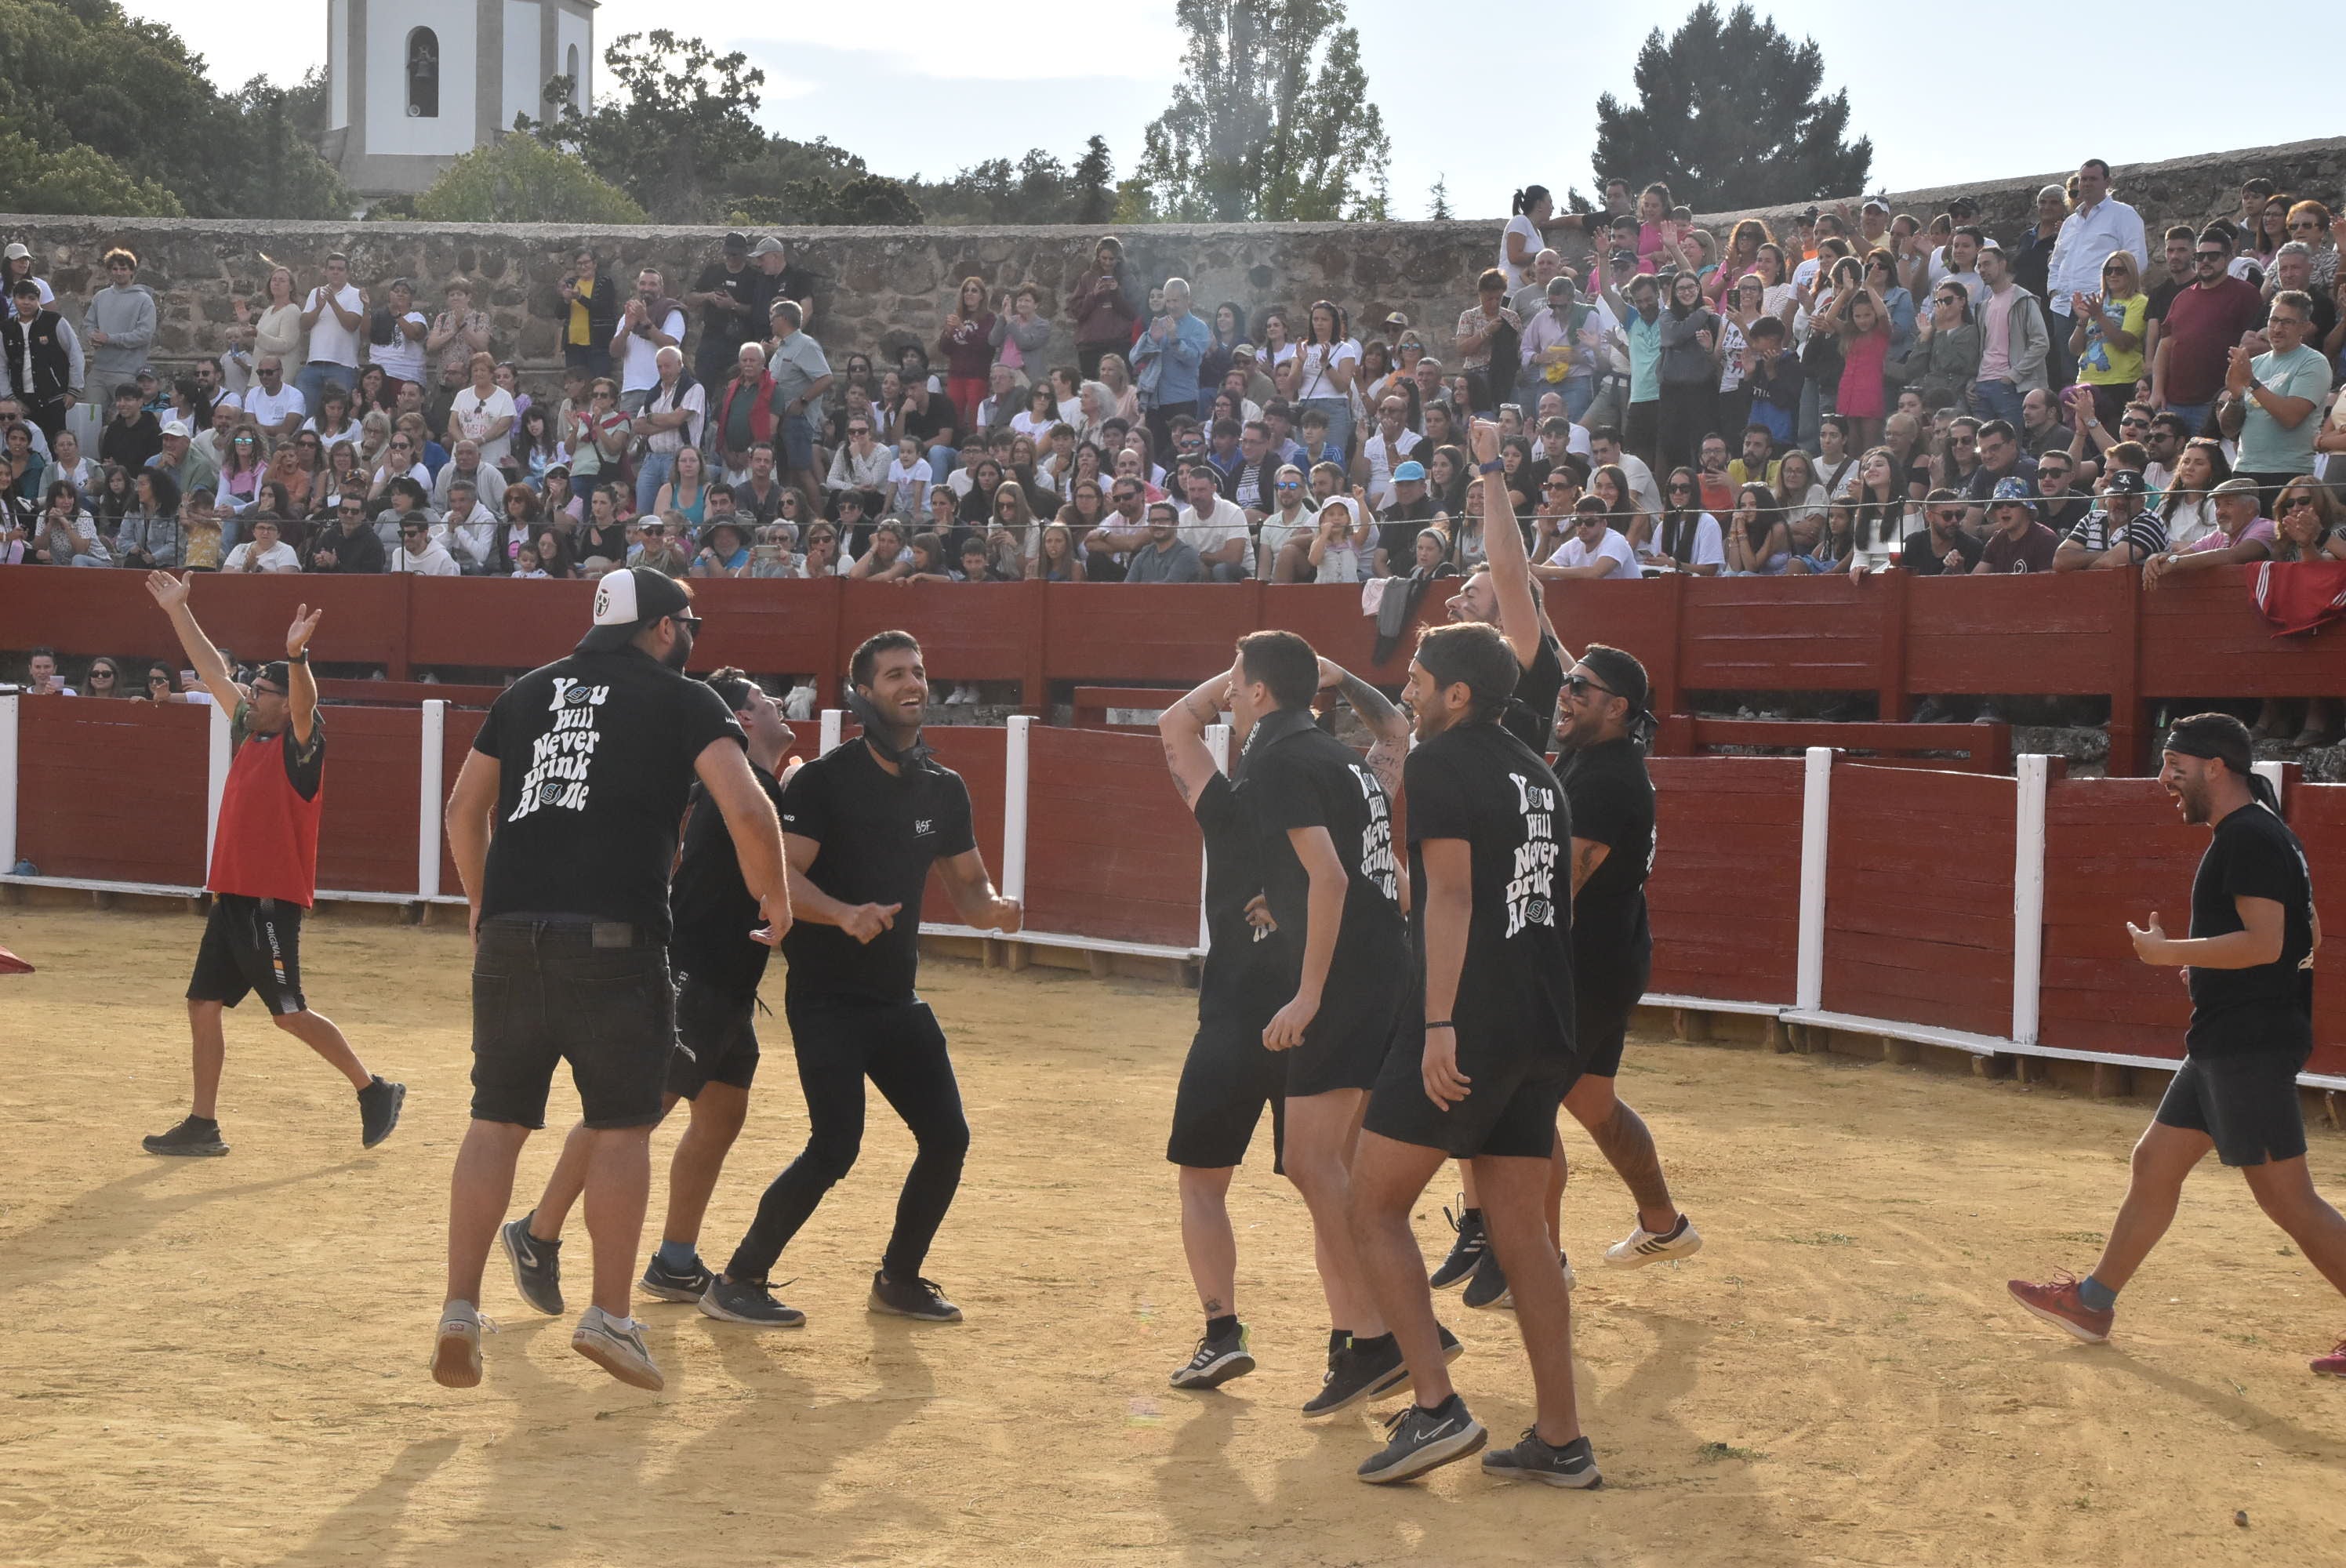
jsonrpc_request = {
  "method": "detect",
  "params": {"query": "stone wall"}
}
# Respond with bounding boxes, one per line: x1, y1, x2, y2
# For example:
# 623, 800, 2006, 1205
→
5, 136, 2338, 397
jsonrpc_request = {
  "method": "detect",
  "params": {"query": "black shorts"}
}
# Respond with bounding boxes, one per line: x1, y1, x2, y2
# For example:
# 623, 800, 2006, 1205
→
1572, 952, 1651, 1082
2155, 1045, 2312, 1167
1166, 1014, 1287, 1172
187, 895, 307, 1014
468, 917, 676, 1131
1285, 967, 1405, 1098
1363, 1018, 1572, 1161
666, 974, 761, 1099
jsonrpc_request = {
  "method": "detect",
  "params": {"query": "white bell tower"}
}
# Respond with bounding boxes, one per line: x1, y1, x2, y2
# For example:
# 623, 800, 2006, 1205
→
325, 0, 596, 195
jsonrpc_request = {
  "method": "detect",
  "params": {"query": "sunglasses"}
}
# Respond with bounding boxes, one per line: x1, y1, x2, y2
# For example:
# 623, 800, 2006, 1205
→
2119, 417, 2148, 430
1668, 483, 1696, 494
2195, 250, 2228, 261
1563, 673, 1620, 699
2282, 495, 2319, 513
251, 684, 288, 699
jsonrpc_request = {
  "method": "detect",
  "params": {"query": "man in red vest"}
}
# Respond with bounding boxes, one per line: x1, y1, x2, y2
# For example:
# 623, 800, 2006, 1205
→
139, 572, 404, 1157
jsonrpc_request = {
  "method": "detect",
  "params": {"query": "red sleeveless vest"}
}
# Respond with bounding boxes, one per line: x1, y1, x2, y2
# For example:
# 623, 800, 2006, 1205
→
208, 721, 324, 906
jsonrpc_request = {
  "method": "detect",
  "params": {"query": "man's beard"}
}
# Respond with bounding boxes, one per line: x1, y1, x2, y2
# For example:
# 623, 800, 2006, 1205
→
663, 628, 694, 672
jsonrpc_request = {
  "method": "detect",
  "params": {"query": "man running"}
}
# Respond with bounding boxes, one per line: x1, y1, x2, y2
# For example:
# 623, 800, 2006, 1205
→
1346, 620, 1597, 1489
497, 669, 798, 1318
1157, 640, 1443, 1410
434, 568, 790, 1392
2010, 713, 2346, 1379
702, 631, 1021, 1329
140, 572, 403, 1157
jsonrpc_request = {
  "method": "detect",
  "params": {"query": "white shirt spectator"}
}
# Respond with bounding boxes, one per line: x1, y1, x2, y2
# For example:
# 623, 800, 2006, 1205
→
372, 310, 428, 383
2048, 195, 2149, 314
222, 538, 300, 573
1546, 527, 1640, 578
619, 307, 688, 395
826, 439, 889, 495
303, 283, 364, 368
1178, 494, 1249, 570
1361, 428, 1422, 507
437, 506, 498, 569
448, 385, 517, 467
1649, 513, 1727, 570
1498, 212, 1544, 292
1608, 451, 1664, 517
643, 376, 704, 454
390, 537, 461, 575
884, 455, 932, 514
1292, 339, 1360, 402
243, 379, 305, 431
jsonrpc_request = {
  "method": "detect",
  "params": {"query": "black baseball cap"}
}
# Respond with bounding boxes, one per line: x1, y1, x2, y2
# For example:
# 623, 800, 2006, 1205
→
577, 567, 695, 653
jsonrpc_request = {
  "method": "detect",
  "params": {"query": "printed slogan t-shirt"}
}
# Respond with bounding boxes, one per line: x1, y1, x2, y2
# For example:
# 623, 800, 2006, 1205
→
472, 646, 746, 939
1404, 719, 1577, 1062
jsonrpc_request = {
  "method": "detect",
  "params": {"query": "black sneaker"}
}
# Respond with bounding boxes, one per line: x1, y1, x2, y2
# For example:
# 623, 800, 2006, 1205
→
869, 1270, 963, 1323
499, 1213, 564, 1316
1482, 1429, 1602, 1489
1304, 1334, 1404, 1418
1430, 1203, 1487, 1290
1356, 1393, 1487, 1484
640, 1253, 715, 1304
698, 1275, 806, 1327
1462, 1247, 1510, 1309
143, 1115, 227, 1157
358, 1076, 406, 1149
1169, 1323, 1255, 1390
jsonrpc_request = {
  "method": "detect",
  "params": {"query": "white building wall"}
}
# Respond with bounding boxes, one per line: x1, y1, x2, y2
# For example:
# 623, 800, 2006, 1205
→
328, 0, 348, 129
556, 7, 590, 110
365, 0, 478, 158
501, 0, 541, 129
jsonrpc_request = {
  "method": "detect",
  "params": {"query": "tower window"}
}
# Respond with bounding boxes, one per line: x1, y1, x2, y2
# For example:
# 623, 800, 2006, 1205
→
407, 27, 439, 118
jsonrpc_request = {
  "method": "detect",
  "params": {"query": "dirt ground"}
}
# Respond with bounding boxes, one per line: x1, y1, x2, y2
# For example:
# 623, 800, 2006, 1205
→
2, 903, 2344, 1568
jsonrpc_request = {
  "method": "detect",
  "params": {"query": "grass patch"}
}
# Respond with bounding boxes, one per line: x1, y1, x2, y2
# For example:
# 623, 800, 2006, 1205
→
1699, 1442, 1768, 1463
1785, 1231, 1857, 1247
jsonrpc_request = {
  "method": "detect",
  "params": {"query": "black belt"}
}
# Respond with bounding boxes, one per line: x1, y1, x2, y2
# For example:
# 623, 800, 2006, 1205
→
485, 913, 659, 949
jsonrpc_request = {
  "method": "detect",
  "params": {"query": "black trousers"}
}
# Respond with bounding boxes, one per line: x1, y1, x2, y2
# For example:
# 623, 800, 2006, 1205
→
726, 998, 969, 1284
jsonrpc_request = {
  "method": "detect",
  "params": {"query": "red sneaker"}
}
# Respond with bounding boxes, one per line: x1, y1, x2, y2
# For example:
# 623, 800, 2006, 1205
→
2313, 1339, 2346, 1378
2006, 1271, 2114, 1344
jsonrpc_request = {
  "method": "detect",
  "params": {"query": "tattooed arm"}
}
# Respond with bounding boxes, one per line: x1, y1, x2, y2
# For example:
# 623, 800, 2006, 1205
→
1316, 655, 1410, 798
1157, 664, 1236, 808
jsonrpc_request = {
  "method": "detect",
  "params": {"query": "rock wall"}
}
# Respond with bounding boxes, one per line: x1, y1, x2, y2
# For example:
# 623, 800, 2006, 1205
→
5, 136, 2337, 396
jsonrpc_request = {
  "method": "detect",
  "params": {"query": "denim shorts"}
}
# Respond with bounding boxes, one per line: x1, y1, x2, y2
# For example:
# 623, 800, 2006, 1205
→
468, 916, 675, 1129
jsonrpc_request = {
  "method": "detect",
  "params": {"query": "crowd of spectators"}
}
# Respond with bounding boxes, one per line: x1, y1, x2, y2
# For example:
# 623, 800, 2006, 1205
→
3, 163, 2341, 646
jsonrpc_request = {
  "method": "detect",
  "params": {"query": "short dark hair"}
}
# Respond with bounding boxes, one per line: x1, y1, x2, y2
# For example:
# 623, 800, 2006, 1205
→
1236, 630, 1318, 712
704, 481, 735, 503
9, 279, 38, 298
704, 666, 757, 713
1977, 419, 2017, 444
1749, 316, 1786, 341
1413, 622, 1519, 722
851, 630, 921, 690
1588, 424, 1622, 447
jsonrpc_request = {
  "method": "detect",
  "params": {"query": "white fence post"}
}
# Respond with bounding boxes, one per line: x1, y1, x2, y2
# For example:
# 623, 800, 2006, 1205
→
819, 708, 843, 757
203, 701, 233, 877
2254, 759, 2286, 802
2010, 753, 2050, 1047
0, 694, 17, 873
1001, 715, 1031, 906
416, 699, 446, 900
1795, 746, 1832, 1013
1200, 723, 1231, 953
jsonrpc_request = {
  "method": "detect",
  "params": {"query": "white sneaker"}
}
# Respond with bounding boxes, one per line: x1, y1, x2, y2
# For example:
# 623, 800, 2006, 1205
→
430, 1301, 487, 1388
572, 1306, 664, 1391
1603, 1216, 1704, 1269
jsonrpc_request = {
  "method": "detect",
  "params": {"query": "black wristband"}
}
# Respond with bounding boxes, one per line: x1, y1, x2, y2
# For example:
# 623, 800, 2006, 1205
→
1477, 459, 1503, 475
1425, 1020, 1454, 1029
289, 651, 308, 666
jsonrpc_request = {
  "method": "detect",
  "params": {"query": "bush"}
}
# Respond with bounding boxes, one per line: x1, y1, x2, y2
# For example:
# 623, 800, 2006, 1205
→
0, 130, 183, 216
410, 136, 647, 225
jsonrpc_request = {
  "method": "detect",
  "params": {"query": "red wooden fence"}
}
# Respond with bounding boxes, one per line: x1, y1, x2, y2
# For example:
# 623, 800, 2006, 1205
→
1643, 756, 1803, 1006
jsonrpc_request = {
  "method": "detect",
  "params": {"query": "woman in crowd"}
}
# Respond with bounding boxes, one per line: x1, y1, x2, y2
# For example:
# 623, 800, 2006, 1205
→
1199, 302, 1247, 400
1899, 280, 1982, 412
490, 485, 540, 575
1646, 467, 1723, 575
936, 278, 997, 429
428, 279, 492, 385
1293, 299, 1361, 457
1716, 272, 1769, 437
311, 386, 359, 453
1060, 474, 1109, 541
46, 428, 93, 494
354, 410, 393, 472
312, 440, 364, 518
1501, 187, 1552, 291
1591, 461, 1651, 555
1723, 482, 1791, 575
1036, 518, 1084, 583
1839, 447, 1914, 571
848, 519, 911, 580
565, 378, 629, 504
799, 520, 841, 579
957, 456, 1007, 527
2282, 201, 2337, 292
1752, 244, 1799, 326
541, 465, 583, 525
2153, 436, 2231, 550
1424, 443, 1469, 517
1096, 352, 1140, 424
651, 444, 710, 528
374, 476, 430, 544
140, 664, 191, 702
986, 478, 1039, 578
216, 425, 266, 512
1070, 235, 1141, 380
1770, 448, 1831, 560
1864, 248, 1916, 361
1445, 478, 1489, 573
1009, 383, 1057, 445
505, 405, 561, 488
1498, 435, 1536, 514
989, 285, 1052, 388
1708, 220, 1769, 306
2072, 249, 2149, 429
531, 524, 577, 580
1257, 310, 1298, 398
2242, 195, 2290, 279
1657, 269, 1723, 475
247, 267, 303, 373
354, 365, 390, 418
1818, 274, 1892, 448
93, 463, 136, 532
33, 479, 107, 566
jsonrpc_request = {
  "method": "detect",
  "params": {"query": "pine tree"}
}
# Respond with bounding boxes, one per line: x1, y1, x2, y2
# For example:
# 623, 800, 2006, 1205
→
1589, 3, 1871, 208
1072, 136, 1116, 225
1427, 175, 1451, 222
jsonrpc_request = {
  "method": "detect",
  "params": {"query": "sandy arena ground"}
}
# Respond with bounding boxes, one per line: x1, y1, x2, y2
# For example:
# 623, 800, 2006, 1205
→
2, 902, 2344, 1567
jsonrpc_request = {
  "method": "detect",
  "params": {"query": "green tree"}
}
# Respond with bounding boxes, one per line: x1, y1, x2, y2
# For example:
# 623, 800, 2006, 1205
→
411, 135, 647, 224
1590, 3, 1871, 208
1134, 0, 1390, 222
528, 31, 767, 222
1426, 175, 1451, 222
1071, 136, 1115, 225
0, 129, 182, 216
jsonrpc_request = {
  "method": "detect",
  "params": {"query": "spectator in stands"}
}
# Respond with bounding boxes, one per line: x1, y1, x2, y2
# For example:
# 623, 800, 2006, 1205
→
446, 352, 516, 470
1720, 484, 1790, 575
438, 478, 498, 572
304, 495, 386, 573
78, 249, 154, 449
2257, 245, 2341, 352
2142, 476, 2273, 592
2017, 387, 2072, 458
1647, 468, 1725, 575
2046, 159, 2148, 387
24, 648, 73, 695
649, 445, 710, 529
764, 301, 832, 493
1072, 238, 1142, 380
1898, 280, 1982, 412
932, 277, 997, 429
989, 285, 1051, 389
826, 416, 888, 515
294, 255, 364, 414
2070, 249, 2150, 430
1545, 492, 1643, 579
386, 513, 459, 576
223, 513, 299, 574
368, 278, 429, 401
608, 270, 684, 414
1966, 241, 2049, 428
115, 468, 182, 570
3, 278, 82, 445
2281, 201, 2337, 292
1135, 278, 1208, 453
243, 357, 305, 445
2053, 470, 2163, 571
1174, 459, 1248, 581
845, 518, 909, 580
2227, 291, 2327, 495
31, 480, 106, 566
690, 517, 753, 579
1124, 499, 1206, 583
631, 346, 705, 517
557, 249, 618, 379
1901, 487, 1985, 577
431, 437, 506, 516
1963, 419, 2038, 512
98, 379, 162, 473
1975, 479, 2058, 574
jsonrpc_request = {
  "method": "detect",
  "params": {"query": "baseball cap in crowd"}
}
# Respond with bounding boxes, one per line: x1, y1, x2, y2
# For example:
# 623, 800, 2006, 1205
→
750, 237, 785, 259
2210, 477, 2259, 503
3, 242, 28, 261
1609, 248, 1638, 269
1230, 342, 1257, 360
136, 365, 158, 381
1976, 238, 2005, 256
160, 419, 191, 440
1948, 195, 1981, 218
1991, 477, 2035, 511
1382, 311, 1409, 332
2103, 470, 2148, 496
1393, 460, 1427, 483
723, 230, 749, 254
1861, 197, 1890, 214
578, 566, 697, 653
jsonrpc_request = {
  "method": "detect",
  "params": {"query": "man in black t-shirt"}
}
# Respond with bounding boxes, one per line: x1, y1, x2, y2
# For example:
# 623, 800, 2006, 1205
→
1349, 622, 1599, 1490
1157, 637, 1425, 1411
2011, 715, 2346, 1381
705, 631, 1022, 1330
500, 670, 801, 1319
434, 569, 790, 1396
686, 232, 764, 387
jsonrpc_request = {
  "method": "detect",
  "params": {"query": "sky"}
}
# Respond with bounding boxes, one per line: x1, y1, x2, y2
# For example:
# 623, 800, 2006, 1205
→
131, 1, 2334, 220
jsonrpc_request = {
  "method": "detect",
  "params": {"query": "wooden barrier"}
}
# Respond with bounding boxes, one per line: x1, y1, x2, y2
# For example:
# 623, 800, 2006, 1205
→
1022, 724, 1200, 949
312, 705, 423, 898
912, 726, 1009, 929
2037, 775, 2197, 1062
1645, 756, 1803, 1006
2285, 783, 2346, 1078
15, 699, 209, 885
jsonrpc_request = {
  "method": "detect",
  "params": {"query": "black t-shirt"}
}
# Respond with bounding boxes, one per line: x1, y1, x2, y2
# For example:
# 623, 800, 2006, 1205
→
2185, 801, 2315, 1058
777, 739, 976, 1007
1900, 528, 1985, 575
900, 398, 953, 445
694, 260, 759, 349
755, 263, 815, 321
1239, 713, 1405, 1011
1377, 497, 1435, 564
474, 648, 746, 939
1500, 633, 1565, 756
1558, 736, 1653, 981
1404, 721, 1576, 1058
1194, 772, 1286, 1025
670, 766, 790, 996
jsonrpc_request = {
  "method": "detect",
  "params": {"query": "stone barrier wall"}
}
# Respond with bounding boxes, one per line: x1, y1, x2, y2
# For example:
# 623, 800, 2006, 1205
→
4, 136, 2337, 394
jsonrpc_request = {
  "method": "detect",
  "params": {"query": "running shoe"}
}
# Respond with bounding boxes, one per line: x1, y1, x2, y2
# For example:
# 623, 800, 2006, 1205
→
142, 1115, 227, 1157
2310, 1339, 2346, 1378
699, 1276, 806, 1327
869, 1270, 963, 1323
430, 1301, 488, 1388
499, 1213, 564, 1316
1482, 1429, 1603, 1489
1430, 1202, 1488, 1290
572, 1306, 663, 1390
2006, 1271, 2114, 1345
1356, 1394, 1486, 1484
357, 1076, 406, 1149
640, 1253, 715, 1304
1465, 1250, 1574, 1311
1305, 1334, 1404, 1417
1170, 1322, 1255, 1390
1603, 1214, 1704, 1269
